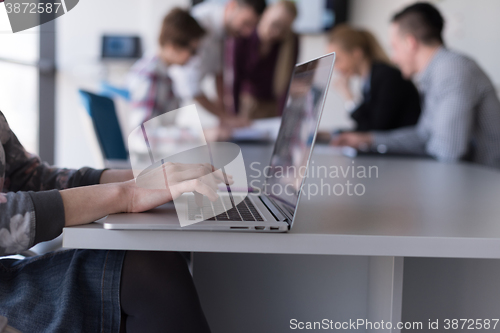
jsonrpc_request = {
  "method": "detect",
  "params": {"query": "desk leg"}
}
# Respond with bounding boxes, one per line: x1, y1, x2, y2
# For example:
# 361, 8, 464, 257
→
367, 256, 404, 333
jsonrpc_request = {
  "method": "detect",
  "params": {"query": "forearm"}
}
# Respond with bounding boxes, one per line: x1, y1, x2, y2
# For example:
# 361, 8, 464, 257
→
100, 169, 134, 184
195, 94, 225, 118
61, 160, 232, 227
216, 74, 224, 107
372, 126, 428, 155
60, 183, 127, 227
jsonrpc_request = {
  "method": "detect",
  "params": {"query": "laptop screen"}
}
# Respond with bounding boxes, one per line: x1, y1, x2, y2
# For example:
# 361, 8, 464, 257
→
265, 53, 335, 216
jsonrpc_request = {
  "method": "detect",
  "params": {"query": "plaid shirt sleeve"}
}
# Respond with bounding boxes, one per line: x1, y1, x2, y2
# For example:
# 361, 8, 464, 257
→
128, 55, 180, 128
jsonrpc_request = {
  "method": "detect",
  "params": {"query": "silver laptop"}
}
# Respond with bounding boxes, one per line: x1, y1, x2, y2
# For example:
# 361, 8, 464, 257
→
100, 53, 336, 232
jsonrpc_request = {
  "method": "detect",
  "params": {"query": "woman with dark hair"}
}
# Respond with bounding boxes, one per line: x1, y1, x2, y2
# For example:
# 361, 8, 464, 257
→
328, 24, 421, 132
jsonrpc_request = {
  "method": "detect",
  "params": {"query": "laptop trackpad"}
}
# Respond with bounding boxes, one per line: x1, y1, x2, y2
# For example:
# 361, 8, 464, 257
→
94, 202, 176, 224
149, 201, 176, 213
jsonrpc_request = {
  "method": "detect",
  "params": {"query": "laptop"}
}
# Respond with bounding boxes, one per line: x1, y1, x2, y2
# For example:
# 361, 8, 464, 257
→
100, 53, 336, 232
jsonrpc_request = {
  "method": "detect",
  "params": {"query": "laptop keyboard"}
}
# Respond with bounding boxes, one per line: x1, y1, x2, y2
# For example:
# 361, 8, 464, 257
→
188, 196, 264, 222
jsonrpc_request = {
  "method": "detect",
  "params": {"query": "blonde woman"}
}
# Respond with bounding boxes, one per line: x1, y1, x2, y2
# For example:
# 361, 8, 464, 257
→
328, 24, 421, 131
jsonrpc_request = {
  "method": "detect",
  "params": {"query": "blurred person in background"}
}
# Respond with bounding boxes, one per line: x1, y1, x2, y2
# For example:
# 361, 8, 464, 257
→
328, 24, 421, 132
332, 2, 500, 169
224, 0, 299, 122
169, 0, 267, 126
128, 8, 205, 128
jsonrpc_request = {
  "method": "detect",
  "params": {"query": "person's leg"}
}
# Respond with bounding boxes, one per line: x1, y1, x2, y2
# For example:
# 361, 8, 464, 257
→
119, 251, 211, 333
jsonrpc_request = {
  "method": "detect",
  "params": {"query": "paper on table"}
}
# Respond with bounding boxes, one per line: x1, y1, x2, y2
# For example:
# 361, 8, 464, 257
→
231, 117, 282, 141
313, 145, 358, 157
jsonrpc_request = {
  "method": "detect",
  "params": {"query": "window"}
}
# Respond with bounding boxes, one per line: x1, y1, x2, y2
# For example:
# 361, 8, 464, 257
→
0, 5, 40, 153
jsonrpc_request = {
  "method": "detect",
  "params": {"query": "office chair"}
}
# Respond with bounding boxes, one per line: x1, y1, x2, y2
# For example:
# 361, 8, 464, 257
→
78, 90, 130, 169
99, 81, 131, 101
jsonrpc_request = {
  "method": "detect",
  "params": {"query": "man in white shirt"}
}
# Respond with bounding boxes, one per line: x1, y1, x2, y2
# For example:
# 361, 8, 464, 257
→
169, 0, 267, 124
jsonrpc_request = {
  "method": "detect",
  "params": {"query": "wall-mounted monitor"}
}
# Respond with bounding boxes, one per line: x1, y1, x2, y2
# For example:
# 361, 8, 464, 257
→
101, 35, 142, 59
293, 0, 348, 33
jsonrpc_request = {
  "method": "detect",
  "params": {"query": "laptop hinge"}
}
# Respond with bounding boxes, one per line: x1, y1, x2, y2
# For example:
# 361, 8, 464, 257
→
272, 198, 294, 223
259, 195, 291, 223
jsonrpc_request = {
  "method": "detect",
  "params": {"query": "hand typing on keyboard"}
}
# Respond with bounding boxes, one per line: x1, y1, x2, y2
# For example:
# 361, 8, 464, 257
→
133, 162, 233, 208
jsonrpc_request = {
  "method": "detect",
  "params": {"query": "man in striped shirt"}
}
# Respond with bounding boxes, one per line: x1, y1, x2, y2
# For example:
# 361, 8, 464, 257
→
333, 2, 500, 169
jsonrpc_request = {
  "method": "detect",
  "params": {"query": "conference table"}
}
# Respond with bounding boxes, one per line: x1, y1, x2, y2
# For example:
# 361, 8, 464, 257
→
63, 143, 500, 333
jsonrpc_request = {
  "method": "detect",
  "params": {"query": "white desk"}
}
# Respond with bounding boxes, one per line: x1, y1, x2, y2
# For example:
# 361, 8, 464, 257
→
63, 144, 500, 333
